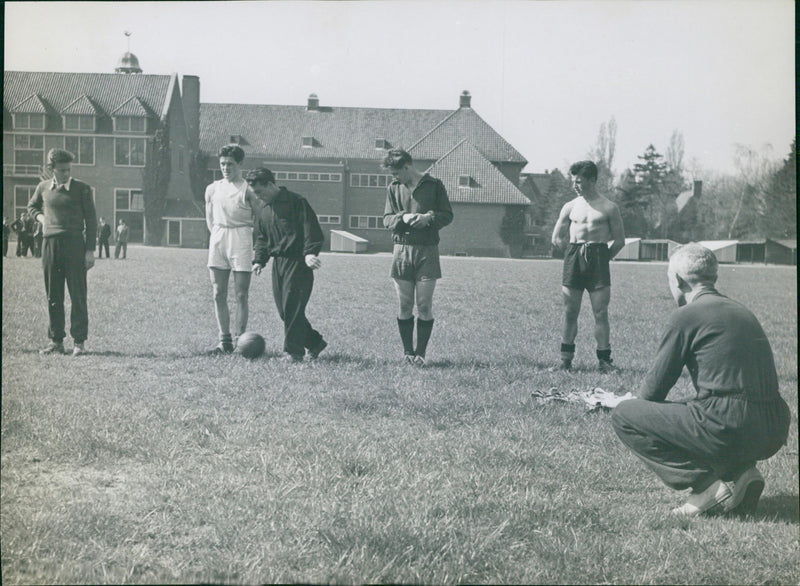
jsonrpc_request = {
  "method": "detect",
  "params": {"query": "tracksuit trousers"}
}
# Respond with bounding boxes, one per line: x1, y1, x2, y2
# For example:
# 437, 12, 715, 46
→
611, 393, 790, 492
42, 233, 89, 344
272, 257, 323, 357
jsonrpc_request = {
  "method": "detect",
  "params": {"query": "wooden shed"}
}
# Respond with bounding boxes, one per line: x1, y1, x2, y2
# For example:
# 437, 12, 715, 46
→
330, 230, 368, 253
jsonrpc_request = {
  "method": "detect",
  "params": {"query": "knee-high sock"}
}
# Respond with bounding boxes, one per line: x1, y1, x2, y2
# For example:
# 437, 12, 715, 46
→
397, 317, 415, 355
561, 343, 575, 362
415, 318, 434, 357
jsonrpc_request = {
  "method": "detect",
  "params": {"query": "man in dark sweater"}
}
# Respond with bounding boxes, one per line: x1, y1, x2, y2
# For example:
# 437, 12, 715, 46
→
382, 149, 453, 366
97, 217, 112, 259
11, 212, 33, 257
27, 149, 97, 356
612, 243, 790, 517
247, 168, 327, 363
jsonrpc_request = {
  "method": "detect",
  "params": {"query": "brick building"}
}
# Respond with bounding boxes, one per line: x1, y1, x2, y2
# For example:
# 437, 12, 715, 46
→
200, 91, 531, 256
3, 52, 204, 247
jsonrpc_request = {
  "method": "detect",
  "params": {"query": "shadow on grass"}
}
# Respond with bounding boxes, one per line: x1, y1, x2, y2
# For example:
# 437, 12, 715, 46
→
749, 494, 800, 524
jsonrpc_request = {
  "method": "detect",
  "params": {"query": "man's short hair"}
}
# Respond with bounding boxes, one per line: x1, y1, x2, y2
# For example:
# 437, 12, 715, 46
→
245, 168, 276, 186
669, 243, 718, 285
569, 160, 598, 182
382, 148, 413, 170
47, 149, 74, 168
218, 144, 245, 164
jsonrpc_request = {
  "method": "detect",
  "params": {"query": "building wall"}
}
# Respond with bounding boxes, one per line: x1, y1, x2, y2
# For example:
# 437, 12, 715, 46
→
439, 203, 508, 257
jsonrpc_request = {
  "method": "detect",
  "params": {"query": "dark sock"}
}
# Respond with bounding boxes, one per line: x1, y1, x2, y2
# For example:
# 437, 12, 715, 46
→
597, 348, 612, 362
415, 318, 434, 358
397, 317, 415, 355
560, 343, 575, 362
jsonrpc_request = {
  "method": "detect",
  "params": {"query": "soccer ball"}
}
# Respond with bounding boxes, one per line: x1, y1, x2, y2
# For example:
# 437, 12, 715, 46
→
236, 332, 266, 359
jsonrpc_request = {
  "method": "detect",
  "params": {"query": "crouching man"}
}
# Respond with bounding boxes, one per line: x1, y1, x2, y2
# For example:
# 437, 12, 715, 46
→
611, 243, 790, 517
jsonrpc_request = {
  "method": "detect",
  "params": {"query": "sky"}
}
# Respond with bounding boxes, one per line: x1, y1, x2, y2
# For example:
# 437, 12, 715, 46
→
4, 1, 795, 175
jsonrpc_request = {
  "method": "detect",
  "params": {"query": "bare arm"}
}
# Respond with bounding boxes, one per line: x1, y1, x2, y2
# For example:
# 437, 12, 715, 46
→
204, 184, 214, 232
606, 202, 626, 259
551, 201, 572, 249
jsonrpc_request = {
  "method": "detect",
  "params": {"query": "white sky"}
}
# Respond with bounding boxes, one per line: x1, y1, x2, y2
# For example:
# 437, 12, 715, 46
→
4, 1, 795, 174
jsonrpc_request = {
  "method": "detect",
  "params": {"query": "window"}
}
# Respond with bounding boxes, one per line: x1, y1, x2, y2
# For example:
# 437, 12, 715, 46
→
301, 136, 315, 148
458, 175, 472, 187
375, 138, 391, 149
274, 171, 341, 182
14, 186, 36, 219
14, 134, 45, 167
115, 138, 146, 166
64, 114, 95, 131
114, 116, 146, 133
350, 173, 392, 188
115, 188, 144, 211
14, 113, 45, 130
317, 215, 341, 225
63, 136, 95, 165
349, 215, 382, 230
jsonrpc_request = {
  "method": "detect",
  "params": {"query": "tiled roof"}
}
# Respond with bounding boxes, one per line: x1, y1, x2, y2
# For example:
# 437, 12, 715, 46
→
426, 140, 531, 205
61, 95, 101, 115
410, 108, 527, 164
770, 239, 797, 249
111, 96, 156, 117
199, 101, 527, 165
13, 93, 49, 114
4, 71, 173, 120
200, 103, 452, 160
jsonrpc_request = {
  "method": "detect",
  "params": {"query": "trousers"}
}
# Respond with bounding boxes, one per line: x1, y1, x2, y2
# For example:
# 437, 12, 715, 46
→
271, 257, 323, 357
42, 233, 89, 343
612, 394, 790, 491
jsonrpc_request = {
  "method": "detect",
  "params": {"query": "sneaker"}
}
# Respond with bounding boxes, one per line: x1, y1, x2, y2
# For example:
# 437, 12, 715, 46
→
72, 342, 86, 356
403, 353, 416, 365
280, 353, 303, 363
413, 355, 426, 367
671, 479, 732, 517
39, 341, 66, 355
724, 467, 765, 515
210, 341, 234, 355
598, 358, 616, 373
308, 339, 328, 360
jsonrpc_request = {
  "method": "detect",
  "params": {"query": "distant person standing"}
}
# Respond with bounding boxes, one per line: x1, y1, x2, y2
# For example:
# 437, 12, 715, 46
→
551, 160, 625, 372
27, 148, 97, 356
114, 219, 129, 259
205, 144, 259, 353
382, 148, 453, 366
33, 218, 43, 258
3, 217, 10, 257
11, 212, 33, 257
247, 168, 327, 363
97, 217, 112, 259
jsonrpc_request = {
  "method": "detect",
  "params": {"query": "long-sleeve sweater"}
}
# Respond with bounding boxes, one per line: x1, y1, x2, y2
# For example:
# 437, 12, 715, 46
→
383, 174, 453, 245
640, 288, 781, 403
27, 178, 97, 251
253, 188, 324, 264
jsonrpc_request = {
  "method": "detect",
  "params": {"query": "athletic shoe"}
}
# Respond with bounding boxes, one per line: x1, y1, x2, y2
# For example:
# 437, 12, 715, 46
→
413, 355, 426, 367
403, 354, 416, 365
210, 342, 234, 355
598, 358, 616, 373
280, 353, 303, 363
72, 342, 86, 356
308, 339, 328, 360
671, 479, 732, 517
547, 360, 572, 372
723, 467, 765, 515
39, 341, 66, 355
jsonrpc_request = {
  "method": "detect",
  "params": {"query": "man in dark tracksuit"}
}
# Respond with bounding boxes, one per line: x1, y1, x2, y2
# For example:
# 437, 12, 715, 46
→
11, 212, 34, 257
27, 148, 97, 356
382, 148, 453, 366
612, 243, 790, 517
247, 168, 327, 363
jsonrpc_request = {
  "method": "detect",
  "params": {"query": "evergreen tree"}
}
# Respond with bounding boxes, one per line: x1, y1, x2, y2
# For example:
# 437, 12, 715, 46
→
761, 138, 796, 238
142, 128, 171, 245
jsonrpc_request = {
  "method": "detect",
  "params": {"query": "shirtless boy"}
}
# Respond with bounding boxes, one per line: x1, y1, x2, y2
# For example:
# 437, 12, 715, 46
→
551, 160, 625, 372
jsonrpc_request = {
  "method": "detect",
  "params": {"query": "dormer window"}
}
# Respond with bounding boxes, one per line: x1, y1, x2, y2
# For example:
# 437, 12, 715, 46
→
375, 138, 391, 149
63, 114, 95, 132
301, 136, 317, 148
458, 175, 473, 188
114, 116, 146, 133
229, 134, 242, 144
14, 113, 45, 130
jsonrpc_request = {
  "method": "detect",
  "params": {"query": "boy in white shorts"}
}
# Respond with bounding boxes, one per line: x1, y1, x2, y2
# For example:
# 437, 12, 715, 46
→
206, 144, 259, 353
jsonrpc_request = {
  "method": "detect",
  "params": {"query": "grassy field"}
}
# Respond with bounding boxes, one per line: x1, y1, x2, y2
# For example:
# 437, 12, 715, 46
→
2, 246, 797, 585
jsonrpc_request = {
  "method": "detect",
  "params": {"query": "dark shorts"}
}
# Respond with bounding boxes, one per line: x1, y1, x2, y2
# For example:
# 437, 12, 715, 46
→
391, 244, 441, 282
562, 242, 611, 291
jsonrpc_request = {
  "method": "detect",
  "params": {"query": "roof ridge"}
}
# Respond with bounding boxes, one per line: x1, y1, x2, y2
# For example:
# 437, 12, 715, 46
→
409, 109, 459, 150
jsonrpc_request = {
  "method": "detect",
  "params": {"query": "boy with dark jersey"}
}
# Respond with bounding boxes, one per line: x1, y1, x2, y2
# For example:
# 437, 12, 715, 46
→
382, 149, 453, 366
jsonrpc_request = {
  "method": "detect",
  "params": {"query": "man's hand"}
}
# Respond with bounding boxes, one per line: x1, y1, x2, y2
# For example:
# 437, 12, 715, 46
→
409, 212, 433, 228
305, 254, 321, 270
252, 262, 266, 276
84, 251, 95, 270
402, 213, 418, 224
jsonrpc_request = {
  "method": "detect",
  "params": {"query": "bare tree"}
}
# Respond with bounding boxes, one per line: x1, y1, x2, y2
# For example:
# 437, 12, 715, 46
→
665, 130, 685, 171
728, 144, 777, 239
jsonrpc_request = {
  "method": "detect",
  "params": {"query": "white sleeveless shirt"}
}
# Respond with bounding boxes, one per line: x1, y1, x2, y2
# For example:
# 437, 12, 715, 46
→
206, 179, 253, 228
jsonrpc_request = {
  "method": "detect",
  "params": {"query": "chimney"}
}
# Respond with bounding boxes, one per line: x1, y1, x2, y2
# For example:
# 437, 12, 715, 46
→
307, 93, 320, 111
459, 90, 471, 108
181, 75, 200, 150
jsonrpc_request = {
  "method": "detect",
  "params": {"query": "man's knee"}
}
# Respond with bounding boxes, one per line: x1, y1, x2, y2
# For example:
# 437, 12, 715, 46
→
212, 285, 227, 304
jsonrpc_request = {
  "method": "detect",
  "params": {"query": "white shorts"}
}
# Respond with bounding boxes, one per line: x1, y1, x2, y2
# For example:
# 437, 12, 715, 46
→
207, 225, 254, 272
